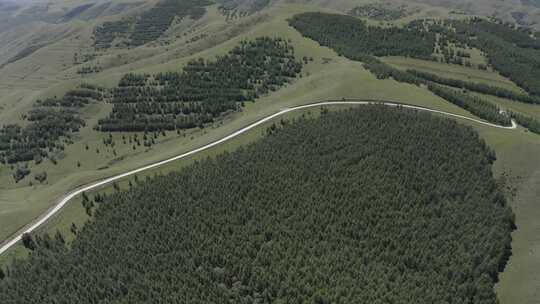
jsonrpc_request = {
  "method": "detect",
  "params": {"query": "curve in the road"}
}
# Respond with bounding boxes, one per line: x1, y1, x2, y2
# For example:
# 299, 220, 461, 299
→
0, 99, 517, 255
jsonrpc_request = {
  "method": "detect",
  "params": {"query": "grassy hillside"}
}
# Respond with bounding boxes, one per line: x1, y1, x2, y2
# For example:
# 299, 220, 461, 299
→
1, 1, 540, 303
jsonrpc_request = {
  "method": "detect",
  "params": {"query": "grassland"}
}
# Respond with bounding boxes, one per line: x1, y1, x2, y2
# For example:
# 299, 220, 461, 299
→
383, 56, 524, 93
1, 2, 540, 303
0, 3, 479, 245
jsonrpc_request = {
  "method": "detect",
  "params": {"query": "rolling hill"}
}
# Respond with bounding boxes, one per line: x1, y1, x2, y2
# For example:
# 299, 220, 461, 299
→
1, 0, 540, 303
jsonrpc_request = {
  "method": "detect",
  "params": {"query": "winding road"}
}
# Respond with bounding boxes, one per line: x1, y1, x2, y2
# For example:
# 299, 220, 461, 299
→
0, 99, 517, 256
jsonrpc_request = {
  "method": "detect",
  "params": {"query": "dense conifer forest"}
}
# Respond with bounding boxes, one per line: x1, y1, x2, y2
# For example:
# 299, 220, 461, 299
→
450, 19, 540, 96
97, 37, 302, 132
289, 12, 436, 59
0, 107, 513, 304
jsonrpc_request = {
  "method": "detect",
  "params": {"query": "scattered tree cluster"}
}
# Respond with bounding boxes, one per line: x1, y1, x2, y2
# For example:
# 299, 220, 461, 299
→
217, 6, 249, 21
94, 19, 131, 49
73, 52, 96, 65
348, 3, 409, 21
0, 106, 513, 303
404, 17, 540, 96
422, 19, 477, 67
130, 0, 210, 46
96, 37, 303, 132
36, 87, 104, 108
0, 109, 83, 165
436, 45, 472, 66
77, 65, 102, 75
93, 0, 211, 49
12, 164, 31, 183
217, 0, 270, 18
0, 86, 103, 178
289, 12, 436, 60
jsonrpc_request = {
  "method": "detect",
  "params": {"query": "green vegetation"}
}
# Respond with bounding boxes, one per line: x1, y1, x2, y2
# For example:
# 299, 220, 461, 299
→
448, 19, 540, 96
93, 0, 211, 48
0, 107, 514, 303
382, 56, 521, 92
97, 37, 302, 132
216, 0, 270, 21
77, 65, 102, 75
130, 0, 210, 46
407, 69, 540, 104
378, 17, 540, 96
2, 3, 540, 303
289, 12, 436, 59
348, 3, 408, 21
427, 84, 511, 126
363, 60, 511, 126
61, 3, 95, 21
509, 111, 540, 134
0, 85, 104, 173
218, 6, 250, 21
1, 44, 46, 68
289, 13, 513, 127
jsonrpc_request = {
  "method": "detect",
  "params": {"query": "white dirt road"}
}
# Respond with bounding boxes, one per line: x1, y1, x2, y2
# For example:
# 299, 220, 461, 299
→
0, 99, 517, 255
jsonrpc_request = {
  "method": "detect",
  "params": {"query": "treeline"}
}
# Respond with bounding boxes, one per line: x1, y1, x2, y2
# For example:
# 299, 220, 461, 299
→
97, 37, 303, 132
463, 19, 540, 50
289, 12, 436, 59
94, 0, 211, 48
288, 14, 517, 127
357, 57, 511, 126
0, 106, 513, 303
416, 17, 540, 104
35, 87, 104, 107
509, 111, 540, 134
427, 84, 511, 126
450, 19, 540, 96
407, 69, 540, 104
290, 12, 540, 97
77, 65, 102, 75
362, 57, 422, 84
0, 86, 103, 174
